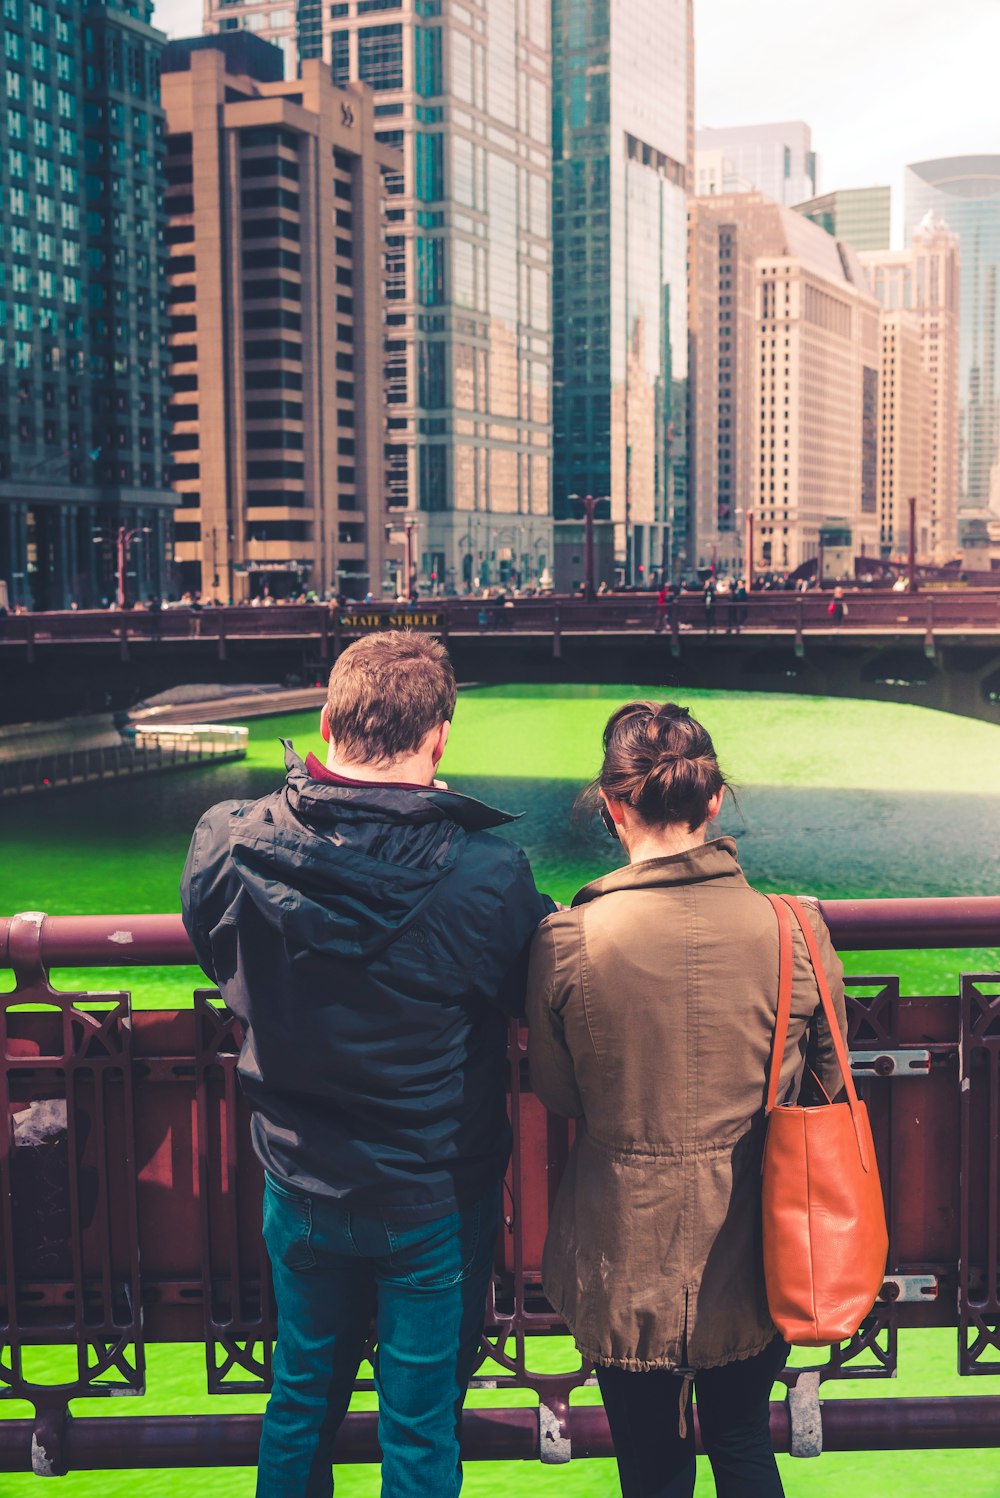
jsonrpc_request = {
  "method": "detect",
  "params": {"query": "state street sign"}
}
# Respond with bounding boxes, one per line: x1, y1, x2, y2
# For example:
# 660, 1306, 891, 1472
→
338, 609, 445, 631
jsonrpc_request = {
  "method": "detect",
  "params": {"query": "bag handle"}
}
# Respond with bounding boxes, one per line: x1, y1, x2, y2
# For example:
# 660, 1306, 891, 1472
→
764, 894, 871, 1173
764, 893, 794, 1115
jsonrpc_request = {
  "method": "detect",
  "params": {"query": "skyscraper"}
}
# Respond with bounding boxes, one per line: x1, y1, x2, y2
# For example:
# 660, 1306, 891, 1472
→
689, 193, 880, 576
904, 156, 1000, 512
695, 122, 817, 208
1, 0, 175, 609
552, 0, 694, 585
793, 186, 891, 254
862, 214, 961, 561
874, 311, 930, 561
202, 0, 554, 593
161, 35, 394, 601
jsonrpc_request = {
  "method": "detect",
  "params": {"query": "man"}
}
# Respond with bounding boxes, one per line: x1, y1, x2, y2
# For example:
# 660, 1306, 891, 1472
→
181, 632, 552, 1498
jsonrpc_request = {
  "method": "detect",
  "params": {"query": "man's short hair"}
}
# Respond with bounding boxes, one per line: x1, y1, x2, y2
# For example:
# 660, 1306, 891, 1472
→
325, 630, 457, 766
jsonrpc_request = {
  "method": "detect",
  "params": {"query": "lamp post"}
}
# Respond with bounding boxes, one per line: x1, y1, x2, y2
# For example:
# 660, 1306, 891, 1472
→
403, 518, 417, 601
457, 526, 476, 594
569, 494, 605, 598
94, 524, 149, 608
737, 506, 755, 591
907, 495, 918, 594
582, 494, 597, 600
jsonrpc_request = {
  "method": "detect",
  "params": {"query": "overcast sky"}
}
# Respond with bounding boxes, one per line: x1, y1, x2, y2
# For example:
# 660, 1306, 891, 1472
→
152, 0, 1000, 247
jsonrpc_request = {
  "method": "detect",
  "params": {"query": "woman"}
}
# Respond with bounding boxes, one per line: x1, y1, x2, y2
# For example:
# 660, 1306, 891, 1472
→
527, 701, 847, 1498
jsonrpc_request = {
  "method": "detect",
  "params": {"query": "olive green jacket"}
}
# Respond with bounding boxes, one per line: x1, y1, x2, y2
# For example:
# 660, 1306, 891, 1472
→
526, 838, 847, 1371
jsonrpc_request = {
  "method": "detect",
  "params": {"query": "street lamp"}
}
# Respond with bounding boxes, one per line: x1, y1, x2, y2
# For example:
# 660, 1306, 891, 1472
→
736, 506, 755, 591
403, 518, 418, 602
457, 525, 478, 594
93, 524, 150, 608
568, 494, 606, 598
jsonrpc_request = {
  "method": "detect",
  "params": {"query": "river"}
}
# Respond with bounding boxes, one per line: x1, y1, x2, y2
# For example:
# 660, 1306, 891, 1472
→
4, 684, 1000, 998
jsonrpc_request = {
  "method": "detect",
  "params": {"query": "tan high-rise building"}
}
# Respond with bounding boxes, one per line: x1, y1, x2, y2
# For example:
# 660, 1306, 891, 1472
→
689, 192, 880, 577
876, 312, 930, 560
161, 34, 399, 601
862, 213, 960, 561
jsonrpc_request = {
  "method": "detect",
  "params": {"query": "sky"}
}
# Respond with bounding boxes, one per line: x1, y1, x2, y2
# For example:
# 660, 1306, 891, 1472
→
152, 0, 1000, 248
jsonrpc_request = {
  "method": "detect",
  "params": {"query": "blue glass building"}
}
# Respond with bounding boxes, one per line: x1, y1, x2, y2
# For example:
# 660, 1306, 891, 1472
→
205, 0, 554, 593
905, 157, 1000, 509
0, 0, 176, 608
552, 0, 693, 584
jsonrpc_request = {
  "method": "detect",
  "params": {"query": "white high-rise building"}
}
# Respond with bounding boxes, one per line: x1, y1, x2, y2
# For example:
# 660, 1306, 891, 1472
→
862, 214, 961, 561
689, 193, 880, 576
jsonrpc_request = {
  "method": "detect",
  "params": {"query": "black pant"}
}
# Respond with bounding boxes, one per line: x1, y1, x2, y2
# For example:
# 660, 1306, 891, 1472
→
596, 1335, 788, 1498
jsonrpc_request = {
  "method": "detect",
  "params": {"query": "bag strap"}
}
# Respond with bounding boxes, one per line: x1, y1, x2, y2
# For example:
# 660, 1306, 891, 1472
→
764, 894, 793, 1114
765, 893, 871, 1173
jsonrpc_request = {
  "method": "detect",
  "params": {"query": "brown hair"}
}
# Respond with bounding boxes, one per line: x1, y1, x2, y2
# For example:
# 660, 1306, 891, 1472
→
589, 700, 727, 831
324, 630, 457, 766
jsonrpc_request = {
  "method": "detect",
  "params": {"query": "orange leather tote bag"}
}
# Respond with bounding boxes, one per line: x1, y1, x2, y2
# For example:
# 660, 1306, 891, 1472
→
761, 894, 888, 1346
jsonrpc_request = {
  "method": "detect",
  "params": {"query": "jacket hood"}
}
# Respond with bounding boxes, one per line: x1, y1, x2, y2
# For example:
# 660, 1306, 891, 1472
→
226, 742, 520, 961
572, 837, 746, 906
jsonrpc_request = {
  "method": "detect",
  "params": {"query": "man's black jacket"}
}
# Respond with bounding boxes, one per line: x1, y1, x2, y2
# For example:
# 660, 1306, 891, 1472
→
181, 743, 552, 1222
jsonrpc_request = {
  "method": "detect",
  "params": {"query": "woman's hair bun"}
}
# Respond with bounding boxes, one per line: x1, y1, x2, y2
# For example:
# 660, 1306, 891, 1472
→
594, 700, 726, 832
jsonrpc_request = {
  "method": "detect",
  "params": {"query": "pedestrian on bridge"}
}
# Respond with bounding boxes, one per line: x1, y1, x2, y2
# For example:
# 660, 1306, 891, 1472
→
703, 580, 717, 633
829, 587, 848, 627
527, 699, 847, 1498
182, 632, 553, 1498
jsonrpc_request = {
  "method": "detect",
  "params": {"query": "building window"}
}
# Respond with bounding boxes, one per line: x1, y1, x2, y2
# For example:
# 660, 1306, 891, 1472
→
357, 24, 403, 91
414, 22, 441, 96
330, 30, 350, 86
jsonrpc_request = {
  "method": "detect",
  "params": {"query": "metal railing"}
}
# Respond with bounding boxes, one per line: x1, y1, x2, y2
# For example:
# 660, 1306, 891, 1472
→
0, 730, 247, 798
0, 899, 998, 1473
3, 590, 1000, 654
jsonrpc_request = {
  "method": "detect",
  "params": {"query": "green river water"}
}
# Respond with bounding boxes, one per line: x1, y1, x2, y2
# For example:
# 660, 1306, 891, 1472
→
3, 685, 1000, 1496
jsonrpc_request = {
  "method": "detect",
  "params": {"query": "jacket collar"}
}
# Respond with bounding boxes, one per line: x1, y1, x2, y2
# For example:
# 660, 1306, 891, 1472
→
572, 837, 746, 906
280, 741, 521, 833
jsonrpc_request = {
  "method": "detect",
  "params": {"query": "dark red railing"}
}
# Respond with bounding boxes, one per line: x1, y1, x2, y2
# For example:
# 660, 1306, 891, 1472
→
1, 901, 999, 1473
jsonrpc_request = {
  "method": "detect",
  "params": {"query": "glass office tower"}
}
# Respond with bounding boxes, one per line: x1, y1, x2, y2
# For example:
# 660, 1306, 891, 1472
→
905, 156, 1000, 509
0, 0, 176, 609
204, 0, 553, 592
794, 186, 891, 253
552, 0, 693, 584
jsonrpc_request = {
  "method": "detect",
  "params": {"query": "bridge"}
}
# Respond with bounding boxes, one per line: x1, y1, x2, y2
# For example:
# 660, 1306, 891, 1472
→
5, 591, 1000, 725
0, 901, 998, 1473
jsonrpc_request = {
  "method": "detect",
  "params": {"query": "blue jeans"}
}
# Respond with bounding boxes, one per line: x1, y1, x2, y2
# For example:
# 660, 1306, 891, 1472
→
257, 1174, 501, 1498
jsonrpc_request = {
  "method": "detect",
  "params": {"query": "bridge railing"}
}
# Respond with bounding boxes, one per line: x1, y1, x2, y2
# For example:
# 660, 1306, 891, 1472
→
0, 900, 999, 1472
4, 590, 1000, 650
